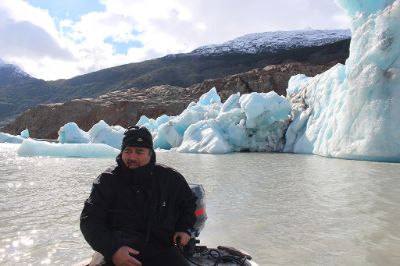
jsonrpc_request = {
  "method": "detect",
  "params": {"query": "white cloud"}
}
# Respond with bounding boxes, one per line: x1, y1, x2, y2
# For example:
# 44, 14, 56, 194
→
0, 0, 350, 80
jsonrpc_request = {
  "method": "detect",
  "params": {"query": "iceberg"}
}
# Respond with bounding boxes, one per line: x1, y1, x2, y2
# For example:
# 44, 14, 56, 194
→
137, 114, 171, 131
14, 120, 124, 158
20, 129, 29, 139
88, 120, 125, 149
0, 132, 25, 143
58, 122, 90, 144
143, 88, 291, 154
177, 120, 232, 154
58, 120, 125, 149
149, 87, 223, 150
284, 0, 400, 162
17, 139, 119, 158
0, 129, 30, 143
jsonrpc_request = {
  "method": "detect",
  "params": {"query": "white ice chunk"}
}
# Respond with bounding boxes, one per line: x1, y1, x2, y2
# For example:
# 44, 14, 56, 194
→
0, 132, 24, 143
198, 87, 221, 106
88, 120, 124, 149
137, 114, 171, 130
176, 89, 291, 153
58, 122, 90, 144
20, 129, 29, 139
153, 122, 183, 149
240, 91, 291, 129
17, 139, 119, 158
149, 87, 223, 149
177, 120, 232, 154
286, 74, 312, 96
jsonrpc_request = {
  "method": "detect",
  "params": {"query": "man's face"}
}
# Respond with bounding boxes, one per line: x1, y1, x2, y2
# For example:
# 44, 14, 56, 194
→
121, 146, 152, 169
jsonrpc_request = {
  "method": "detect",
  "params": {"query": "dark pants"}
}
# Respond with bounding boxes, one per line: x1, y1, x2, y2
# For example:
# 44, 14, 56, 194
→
101, 245, 189, 266
137, 245, 190, 266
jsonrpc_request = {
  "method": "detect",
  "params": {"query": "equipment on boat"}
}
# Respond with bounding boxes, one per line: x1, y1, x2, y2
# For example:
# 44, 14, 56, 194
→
178, 184, 254, 266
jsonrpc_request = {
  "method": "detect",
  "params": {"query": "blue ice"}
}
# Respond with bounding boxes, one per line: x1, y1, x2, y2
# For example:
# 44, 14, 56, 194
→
143, 88, 291, 153
18, 139, 119, 158
16, 121, 124, 157
0, 129, 29, 143
285, 0, 400, 162
0, 132, 25, 143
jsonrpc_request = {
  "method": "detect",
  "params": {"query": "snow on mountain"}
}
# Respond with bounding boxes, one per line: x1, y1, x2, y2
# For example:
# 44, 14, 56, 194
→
191, 29, 351, 55
0, 59, 31, 78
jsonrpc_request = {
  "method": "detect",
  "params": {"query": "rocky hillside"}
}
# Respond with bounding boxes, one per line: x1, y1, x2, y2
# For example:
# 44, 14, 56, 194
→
3, 62, 337, 139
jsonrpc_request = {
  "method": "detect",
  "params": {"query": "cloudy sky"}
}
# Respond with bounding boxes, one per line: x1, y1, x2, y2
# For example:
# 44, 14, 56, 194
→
0, 0, 350, 81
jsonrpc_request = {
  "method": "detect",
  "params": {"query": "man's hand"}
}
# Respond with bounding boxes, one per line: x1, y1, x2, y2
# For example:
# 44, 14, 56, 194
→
112, 246, 142, 266
173, 231, 191, 246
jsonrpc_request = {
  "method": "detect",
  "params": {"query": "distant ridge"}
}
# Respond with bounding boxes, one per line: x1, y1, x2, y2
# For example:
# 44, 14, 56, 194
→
191, 29, 351, 55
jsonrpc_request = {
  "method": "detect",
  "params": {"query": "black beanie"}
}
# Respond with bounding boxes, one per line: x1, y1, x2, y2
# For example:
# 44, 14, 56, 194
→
121, 125, 153, 151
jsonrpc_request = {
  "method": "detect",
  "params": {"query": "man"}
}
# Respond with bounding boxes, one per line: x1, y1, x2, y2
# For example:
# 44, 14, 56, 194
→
80, 125, 196, 266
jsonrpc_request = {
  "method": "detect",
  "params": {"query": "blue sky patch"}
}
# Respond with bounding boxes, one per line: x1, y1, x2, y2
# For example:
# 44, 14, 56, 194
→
26, 0, 105, 22
104, 37, 144, 55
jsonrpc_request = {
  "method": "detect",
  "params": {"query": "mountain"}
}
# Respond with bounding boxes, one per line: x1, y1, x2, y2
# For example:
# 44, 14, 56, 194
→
191, 29, 350, 55
0, 30, 351, 127
0, 59, 32, 85
0, 59, 60, 127
0, 60, 62, 127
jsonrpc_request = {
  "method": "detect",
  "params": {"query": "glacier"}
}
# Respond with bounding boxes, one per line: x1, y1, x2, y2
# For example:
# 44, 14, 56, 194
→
284, 0, 400, 162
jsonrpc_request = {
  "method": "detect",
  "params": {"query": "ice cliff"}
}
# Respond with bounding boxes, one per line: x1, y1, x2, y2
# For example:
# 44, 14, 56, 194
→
284, 0, 400, 162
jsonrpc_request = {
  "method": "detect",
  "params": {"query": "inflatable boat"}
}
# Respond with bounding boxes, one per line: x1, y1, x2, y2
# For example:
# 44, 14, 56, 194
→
77, 184, 257, 266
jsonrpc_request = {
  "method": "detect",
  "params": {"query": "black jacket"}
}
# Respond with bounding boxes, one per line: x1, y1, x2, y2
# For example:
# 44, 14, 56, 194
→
80, 152, 196, 261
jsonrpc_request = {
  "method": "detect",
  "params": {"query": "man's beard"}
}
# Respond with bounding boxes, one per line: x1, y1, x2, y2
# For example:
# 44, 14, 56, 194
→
126, 160, 140, 169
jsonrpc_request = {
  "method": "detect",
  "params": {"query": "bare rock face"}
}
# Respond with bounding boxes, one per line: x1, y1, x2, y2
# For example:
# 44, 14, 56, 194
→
189, 62, 339, 101
5, 85, 191, 139
3, 62, 338, 139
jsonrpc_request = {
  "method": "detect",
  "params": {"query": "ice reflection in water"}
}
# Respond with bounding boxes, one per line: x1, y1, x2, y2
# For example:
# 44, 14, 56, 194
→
0, 144, 399, 265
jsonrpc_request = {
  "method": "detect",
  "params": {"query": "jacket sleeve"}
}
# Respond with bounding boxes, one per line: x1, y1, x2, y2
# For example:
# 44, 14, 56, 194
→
80, 173, 122, 261
174, 173, 197, 235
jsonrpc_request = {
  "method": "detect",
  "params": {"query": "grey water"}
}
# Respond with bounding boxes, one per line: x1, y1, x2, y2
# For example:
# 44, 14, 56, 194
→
0, 144, 399, 266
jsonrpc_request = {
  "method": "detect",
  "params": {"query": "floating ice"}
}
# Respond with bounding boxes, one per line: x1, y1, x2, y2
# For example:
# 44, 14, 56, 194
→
20, 129, 29, 139
58, 122, 89, 144
56, 120, 125, 149
148, 87, 223, 150
137, 114, 171, 131
177, 120, 232, 154
17, 139, 119, 158
13, 120, 125, 157
0, 132, 24, 143
0, 129, 29, 143
88, 120, 125, 149
285, 0, 400, 162
144, 88, 291, 154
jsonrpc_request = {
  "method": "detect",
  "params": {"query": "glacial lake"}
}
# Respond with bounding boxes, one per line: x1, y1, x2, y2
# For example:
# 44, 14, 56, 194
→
0, 143, 399, 265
